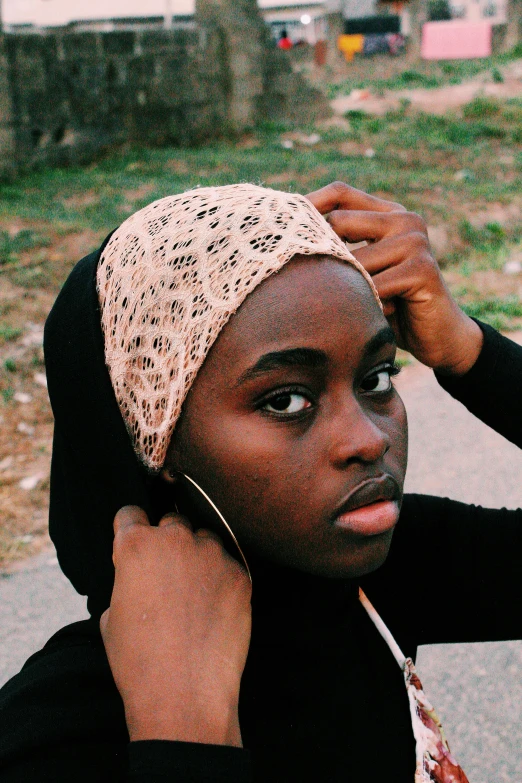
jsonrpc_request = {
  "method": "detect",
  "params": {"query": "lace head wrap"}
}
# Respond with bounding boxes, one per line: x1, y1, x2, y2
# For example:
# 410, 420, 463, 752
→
97, 183, 380, 471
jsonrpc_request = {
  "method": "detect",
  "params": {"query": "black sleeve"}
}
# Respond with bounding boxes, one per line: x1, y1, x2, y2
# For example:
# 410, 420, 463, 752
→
0, 621, 252, 783
435, 319, 522, 448
128, 742, 252, 782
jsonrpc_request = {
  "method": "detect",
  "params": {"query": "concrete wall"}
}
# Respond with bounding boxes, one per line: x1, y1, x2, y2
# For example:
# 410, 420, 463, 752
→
0, 36, 16, 178
0, 0, 329, 175
3, 26, 230, 170
196, 0, 329, 131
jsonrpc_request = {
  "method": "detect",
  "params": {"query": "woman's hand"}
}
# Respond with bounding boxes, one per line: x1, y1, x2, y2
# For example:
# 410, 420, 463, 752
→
100, 506, 252, 746
306, 181, 483, 376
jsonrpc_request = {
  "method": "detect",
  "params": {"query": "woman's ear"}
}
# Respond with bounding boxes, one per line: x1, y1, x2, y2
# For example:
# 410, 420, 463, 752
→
160, 443, 179, 484
160, 466, 177, 485
160, 437, 184, 485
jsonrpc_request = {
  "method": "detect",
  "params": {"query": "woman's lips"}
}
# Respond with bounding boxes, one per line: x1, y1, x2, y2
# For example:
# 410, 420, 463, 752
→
334, 499, 400, 536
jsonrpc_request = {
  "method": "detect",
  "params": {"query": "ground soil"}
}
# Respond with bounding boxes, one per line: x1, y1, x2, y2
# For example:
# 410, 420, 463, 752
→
0, 227, 105, 568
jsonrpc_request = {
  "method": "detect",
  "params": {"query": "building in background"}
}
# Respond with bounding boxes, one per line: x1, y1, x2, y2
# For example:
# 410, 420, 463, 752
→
4, 0, 329, 35
449, 0, 507, 23
2, 0, 508, 35
261, 2, 327, 44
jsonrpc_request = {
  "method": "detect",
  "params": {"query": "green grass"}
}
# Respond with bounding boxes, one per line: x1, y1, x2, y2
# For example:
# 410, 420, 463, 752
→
325, 44, 522, 98
345, 103, 519, 149
3, 358, 17, 373
1, 103, 520, 230
0, 325, 22, 345
1, 388, 14, 404
461, 296, 522, 330
0, 78, 520, 326
459, 219, 504, 244
462, 95, 502, 119
0, 229, 51, 261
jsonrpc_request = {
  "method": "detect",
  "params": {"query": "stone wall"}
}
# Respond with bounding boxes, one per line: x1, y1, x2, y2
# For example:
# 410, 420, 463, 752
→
0, 1, 329, 175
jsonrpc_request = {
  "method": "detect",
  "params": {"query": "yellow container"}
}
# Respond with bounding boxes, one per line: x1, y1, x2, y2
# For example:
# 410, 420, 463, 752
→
337, 34, 364, 61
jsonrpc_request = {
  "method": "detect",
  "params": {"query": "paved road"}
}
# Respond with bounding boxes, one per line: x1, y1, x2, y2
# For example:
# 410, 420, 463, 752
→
1, 348, 522, 782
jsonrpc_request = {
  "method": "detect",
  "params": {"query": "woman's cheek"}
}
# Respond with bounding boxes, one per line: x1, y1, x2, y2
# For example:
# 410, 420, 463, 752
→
390, 393, 408, 478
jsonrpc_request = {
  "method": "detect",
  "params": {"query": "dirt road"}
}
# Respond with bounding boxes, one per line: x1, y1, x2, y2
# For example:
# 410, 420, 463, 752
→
1, 343, 522, 782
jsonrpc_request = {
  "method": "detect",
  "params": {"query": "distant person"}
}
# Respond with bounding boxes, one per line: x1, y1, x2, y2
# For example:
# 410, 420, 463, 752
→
277, 29, 293, 50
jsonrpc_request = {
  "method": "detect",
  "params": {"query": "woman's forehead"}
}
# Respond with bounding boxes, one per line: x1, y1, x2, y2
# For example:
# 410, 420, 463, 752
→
202, 256, 388, 370
227, 255, 381, 335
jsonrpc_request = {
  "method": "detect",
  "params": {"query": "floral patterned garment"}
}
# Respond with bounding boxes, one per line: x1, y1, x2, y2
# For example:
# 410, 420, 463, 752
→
359, 589, 470, 783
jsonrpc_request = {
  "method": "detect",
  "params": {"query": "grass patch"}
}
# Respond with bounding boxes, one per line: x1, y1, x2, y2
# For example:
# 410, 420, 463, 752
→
3, 358, 17, 373
458, 220, 506, 249
0, 86, 519, 326
463, 95, 502, 119
461, 296, 522, 330
325, 45, 522, 98
0, 325, 22, 345
0, 230, 51, 264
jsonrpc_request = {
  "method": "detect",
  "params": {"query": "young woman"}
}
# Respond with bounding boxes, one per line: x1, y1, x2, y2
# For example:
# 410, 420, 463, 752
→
0, 182, 520, 783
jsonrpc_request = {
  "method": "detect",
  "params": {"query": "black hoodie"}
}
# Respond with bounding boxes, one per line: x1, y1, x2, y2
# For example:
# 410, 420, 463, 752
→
0, 245, 521, 782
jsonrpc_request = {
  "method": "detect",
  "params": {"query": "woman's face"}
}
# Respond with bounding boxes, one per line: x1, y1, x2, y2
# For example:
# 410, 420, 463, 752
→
165, 255, 408, 579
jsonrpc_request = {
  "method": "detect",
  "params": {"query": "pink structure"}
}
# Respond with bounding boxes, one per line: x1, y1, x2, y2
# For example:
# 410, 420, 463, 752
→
421, 20, 492, 60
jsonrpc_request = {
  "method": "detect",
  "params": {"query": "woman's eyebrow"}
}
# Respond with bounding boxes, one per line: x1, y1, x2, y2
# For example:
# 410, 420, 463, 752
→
236, 348, 328, 386
364, 326, 397, 356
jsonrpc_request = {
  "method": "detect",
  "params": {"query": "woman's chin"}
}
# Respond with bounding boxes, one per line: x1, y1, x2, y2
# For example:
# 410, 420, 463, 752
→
330, 530, 394, 579
261, 529, 395, 580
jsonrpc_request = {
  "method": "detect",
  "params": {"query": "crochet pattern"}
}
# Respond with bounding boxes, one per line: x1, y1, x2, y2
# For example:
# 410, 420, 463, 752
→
97, 184, 379, 470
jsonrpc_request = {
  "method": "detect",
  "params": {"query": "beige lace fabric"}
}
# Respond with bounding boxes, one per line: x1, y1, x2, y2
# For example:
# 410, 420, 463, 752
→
97, 183, 380, 470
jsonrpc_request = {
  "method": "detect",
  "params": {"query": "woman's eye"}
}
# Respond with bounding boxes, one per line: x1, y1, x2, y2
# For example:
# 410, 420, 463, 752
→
360, 365, 400, 394
263, 392, 312, 415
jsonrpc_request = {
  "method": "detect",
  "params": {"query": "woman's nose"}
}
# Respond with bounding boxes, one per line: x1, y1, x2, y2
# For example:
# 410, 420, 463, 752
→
328, 399, 391, 466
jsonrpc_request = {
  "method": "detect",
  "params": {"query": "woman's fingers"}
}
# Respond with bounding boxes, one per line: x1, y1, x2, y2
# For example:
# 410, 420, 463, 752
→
114, 507, 220, 541
195, 528, 223, 544
306, 181, 406, 215
114, 505, 150, 535
352, 232, 433, 274
328, 208, 426, 244
103, 500, 251, 747
306, 181, 483, 374
158, 511, 193, 531
366, 257, 440, 304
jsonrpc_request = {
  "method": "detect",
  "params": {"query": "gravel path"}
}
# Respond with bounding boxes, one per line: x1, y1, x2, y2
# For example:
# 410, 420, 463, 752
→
1, 345, 522, 781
